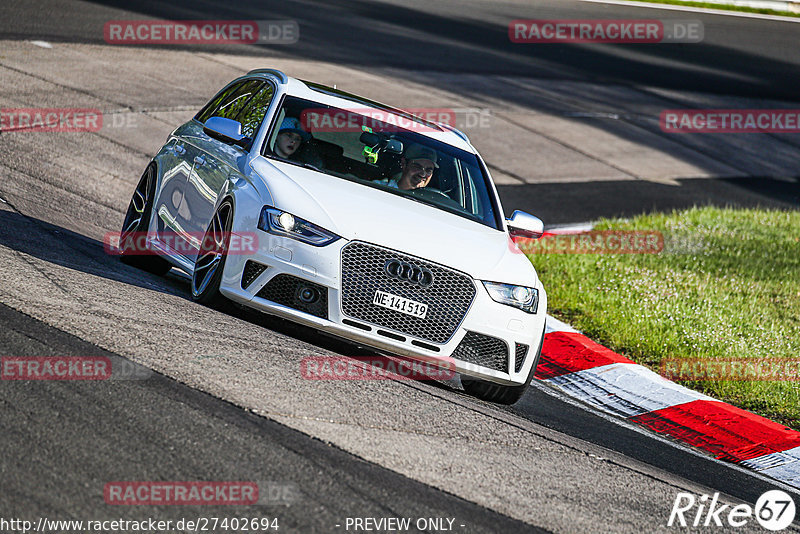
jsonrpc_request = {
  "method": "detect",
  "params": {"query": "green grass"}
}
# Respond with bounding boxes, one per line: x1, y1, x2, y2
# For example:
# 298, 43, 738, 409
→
627, 0, 800, 17
528, 207, 800, 429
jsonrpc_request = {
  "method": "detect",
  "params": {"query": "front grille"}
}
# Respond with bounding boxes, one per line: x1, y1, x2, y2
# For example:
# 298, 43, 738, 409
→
256, 274, 328, 319
514, 343, 529, 373
340, 242, 476, 344
452, 332, 509, 373
241, 260, 268, 289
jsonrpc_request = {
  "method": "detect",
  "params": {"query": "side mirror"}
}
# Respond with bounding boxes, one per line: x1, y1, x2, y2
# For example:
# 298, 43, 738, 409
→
507, 210, 544, 239
203, 117, 249, 147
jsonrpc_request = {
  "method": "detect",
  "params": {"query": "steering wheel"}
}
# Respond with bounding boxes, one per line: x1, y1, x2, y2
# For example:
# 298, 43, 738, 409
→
408, 187, 463, 210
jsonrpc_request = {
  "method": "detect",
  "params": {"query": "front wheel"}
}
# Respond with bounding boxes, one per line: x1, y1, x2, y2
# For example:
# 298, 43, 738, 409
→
461, 329, 545, 405
119, 164, 172, 276
191, 200, 234, 308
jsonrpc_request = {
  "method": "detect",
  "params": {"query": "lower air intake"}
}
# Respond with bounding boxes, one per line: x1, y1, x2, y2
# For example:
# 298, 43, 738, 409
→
241, 260, 268, 289
514, 343, 529, 373
256, 274, 328, 319
451, 332, 509, 373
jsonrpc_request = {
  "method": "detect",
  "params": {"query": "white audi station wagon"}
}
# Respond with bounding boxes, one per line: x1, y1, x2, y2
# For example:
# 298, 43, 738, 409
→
120, 69, 547, 404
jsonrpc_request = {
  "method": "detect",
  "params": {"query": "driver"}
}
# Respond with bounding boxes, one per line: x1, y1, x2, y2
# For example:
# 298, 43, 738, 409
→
274, 117, 311, 159
375, 143, 438, 190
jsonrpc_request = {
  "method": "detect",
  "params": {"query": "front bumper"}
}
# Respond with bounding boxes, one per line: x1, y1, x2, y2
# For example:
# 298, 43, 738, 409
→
219, 228, 547, 386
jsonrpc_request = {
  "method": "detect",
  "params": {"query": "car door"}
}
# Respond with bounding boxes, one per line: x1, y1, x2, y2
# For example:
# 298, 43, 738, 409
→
181, 80, 275, 261
153, 133, 204, 253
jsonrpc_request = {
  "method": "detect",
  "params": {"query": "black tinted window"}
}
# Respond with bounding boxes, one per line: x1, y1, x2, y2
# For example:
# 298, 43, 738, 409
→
196, 81, 243, 123
195, 80, 263, 124
237, 85, 275, 139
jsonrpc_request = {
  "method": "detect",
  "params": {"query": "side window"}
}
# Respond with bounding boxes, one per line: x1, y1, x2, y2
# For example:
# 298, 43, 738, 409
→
195, 80, 262, 124
236, 84, 275, 139
213, 80, 264, 121
263, 108, 287, 156
196, 81, 245, 123
462, 162, 486, 219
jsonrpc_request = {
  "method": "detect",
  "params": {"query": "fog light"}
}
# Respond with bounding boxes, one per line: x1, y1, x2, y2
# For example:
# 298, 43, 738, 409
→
296, 285, 319, 304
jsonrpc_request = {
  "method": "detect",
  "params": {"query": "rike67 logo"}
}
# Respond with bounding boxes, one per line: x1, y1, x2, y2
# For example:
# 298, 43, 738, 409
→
668, 490, 796, 531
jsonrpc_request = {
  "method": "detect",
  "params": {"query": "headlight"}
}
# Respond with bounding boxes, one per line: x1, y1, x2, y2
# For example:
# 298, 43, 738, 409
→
482, 281, 539, 314
257, 207, 340, 247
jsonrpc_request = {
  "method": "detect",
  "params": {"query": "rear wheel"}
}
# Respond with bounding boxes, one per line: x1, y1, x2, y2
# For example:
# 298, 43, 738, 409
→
461, 328, 545, 405
191, 200, 233, 308
119, 164, 172, 275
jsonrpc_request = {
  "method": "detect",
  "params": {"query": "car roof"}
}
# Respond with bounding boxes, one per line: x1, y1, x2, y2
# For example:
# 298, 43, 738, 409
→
245, 69, 477, 153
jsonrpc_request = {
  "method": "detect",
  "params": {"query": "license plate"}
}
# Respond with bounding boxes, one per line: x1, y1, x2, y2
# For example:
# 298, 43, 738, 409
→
373, 290, 428, 319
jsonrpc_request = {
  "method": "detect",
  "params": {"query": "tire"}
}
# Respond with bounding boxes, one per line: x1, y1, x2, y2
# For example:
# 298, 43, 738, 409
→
119, 164, 172, 276
191, 199, 234, 309
461, 326, 545, 405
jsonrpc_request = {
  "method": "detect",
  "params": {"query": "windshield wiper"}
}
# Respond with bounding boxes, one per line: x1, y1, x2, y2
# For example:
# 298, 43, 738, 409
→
403, 194, 440, 210
299, 162, 323, 172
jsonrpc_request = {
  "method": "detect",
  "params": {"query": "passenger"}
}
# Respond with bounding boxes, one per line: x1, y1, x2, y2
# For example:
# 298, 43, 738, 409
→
274, 117, 311, 159
375, 143, 438, 190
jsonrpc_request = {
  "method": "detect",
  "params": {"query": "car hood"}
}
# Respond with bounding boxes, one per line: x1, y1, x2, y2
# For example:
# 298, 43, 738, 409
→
251, 159, 540, 286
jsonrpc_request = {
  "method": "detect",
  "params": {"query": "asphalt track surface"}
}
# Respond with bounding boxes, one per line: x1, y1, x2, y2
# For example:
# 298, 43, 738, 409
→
0, 302, 544, 533
5, 0, 800, 100
4, 0, 800, 223
1, 1, 799, 533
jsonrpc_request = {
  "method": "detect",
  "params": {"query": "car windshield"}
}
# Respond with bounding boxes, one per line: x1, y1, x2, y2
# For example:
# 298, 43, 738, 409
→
262, 96, 501, 230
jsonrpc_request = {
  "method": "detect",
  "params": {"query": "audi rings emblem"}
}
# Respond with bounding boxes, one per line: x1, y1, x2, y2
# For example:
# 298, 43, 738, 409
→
383, 259, 434, 288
